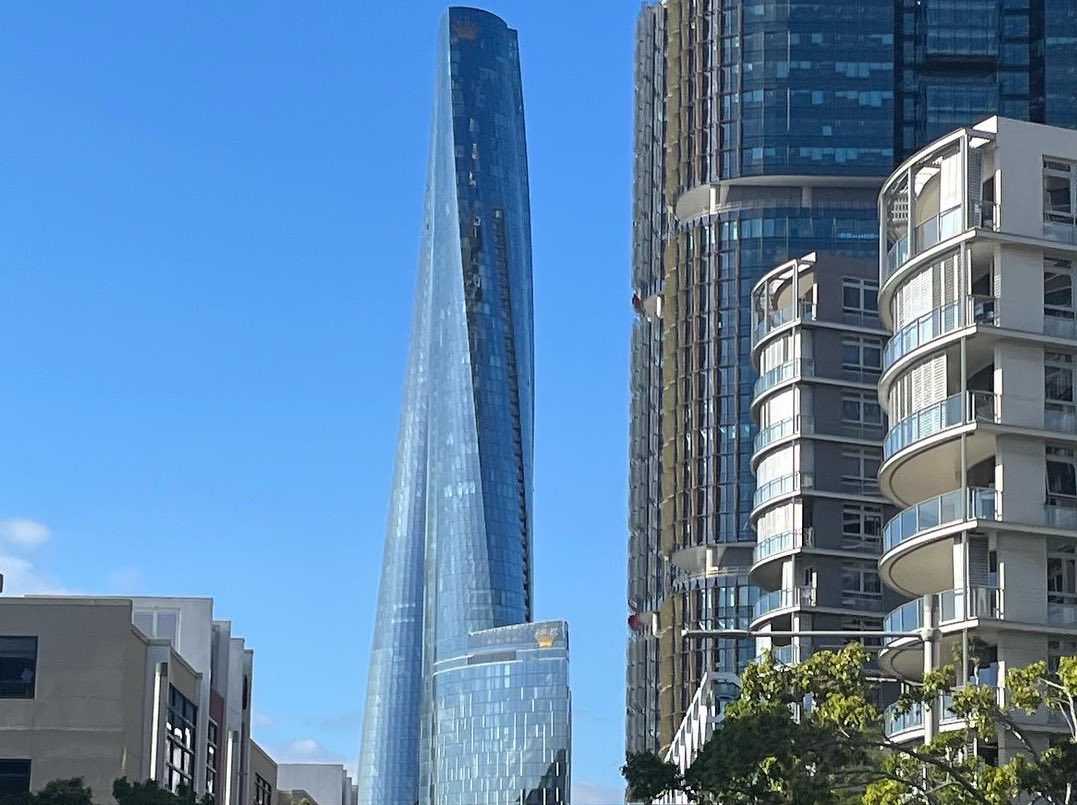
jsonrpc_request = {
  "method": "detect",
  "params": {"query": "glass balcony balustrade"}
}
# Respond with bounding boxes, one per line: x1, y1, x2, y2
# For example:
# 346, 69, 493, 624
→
883, 296, 998, 371
753, 472, 813, 509
937, 586, 1003, 623
882, 599, 923, 646
753, 585, 816, 621
754, 358, 814, 398
753, 416, 812, 454
884, 702, 924, 737
883, 391, 996, 460
883, 487, 997, 553
753, 302, 816, 346
752, 528, 813, 565
884, 205, 965, 283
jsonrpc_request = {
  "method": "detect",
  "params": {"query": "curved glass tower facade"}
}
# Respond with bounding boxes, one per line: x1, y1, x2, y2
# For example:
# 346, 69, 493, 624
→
357, 8, 570, 804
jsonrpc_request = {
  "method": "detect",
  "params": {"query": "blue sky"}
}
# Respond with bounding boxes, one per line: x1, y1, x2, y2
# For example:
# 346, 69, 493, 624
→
0, 2, 634, 801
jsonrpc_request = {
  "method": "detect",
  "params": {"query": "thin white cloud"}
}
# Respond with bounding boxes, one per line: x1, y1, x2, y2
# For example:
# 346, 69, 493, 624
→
0, 554, 71, 595
253, 711, 274, 728
273, 737, 348, 763
573, 781, 623, 805
105, 566, 145, 593
0, 518, 50, 549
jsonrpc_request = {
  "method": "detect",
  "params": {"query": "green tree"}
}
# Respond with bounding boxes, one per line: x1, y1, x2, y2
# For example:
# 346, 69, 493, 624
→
32, 780, 95, 805
623, 644, 1077, 804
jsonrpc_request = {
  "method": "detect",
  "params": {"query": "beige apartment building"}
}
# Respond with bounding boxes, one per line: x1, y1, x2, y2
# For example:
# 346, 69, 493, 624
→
0, 596, 269, 805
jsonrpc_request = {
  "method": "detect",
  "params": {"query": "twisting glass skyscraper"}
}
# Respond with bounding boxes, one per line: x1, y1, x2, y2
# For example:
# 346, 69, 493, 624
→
357, 8, 571, 805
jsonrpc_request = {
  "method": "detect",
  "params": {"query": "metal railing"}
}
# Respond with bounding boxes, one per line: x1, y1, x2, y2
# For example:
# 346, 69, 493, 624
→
1048, 600, 1077, 626
883, 295, 998, 371
1044, 499, 1077, 529
753, 471, 813, 509
883, 487, 997, 553
754, 358, 814, 398
752, 528, 813, 566
882, 600, 923, 646
753, 302, 817, 345
883, 391, 996, 460
884, 702, 924, 737
753, 416, 813, 454
753, 585, 816, 621
937, 586, 1003, 623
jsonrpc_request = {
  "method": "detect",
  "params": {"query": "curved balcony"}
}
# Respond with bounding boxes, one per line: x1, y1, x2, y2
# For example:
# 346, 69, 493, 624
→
752, 471, 813, 515
755, 643, 803, 666
881, 391, 997, 506
882, 205, 964, 286
753, 358, 813, 399
884, 701, 925, 740
753, 416, 810, 456
882, 296, 998, 375
753, 302, 816, 347
883, 391, 995, 461
881, 487, 997, 595
751, 528, 813, 589
751, 585, 815, 627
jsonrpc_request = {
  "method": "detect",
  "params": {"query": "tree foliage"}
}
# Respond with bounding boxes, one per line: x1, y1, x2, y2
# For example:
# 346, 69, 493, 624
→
623, 644, 1077, 804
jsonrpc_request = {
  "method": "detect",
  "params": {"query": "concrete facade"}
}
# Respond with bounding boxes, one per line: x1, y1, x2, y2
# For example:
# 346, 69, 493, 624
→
0, 596, 261, 804
749, 253, 903, 661
876, 116, 1077, 751
276, 765, 356, 805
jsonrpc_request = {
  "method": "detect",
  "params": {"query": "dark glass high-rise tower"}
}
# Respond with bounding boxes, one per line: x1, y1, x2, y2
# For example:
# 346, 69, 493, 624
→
895, 0, 1077, 158
629, 0, 895, 754
358, 9, 570, 804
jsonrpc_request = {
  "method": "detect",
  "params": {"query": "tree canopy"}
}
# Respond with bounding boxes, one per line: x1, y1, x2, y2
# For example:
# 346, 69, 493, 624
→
623, 644, 1077, 804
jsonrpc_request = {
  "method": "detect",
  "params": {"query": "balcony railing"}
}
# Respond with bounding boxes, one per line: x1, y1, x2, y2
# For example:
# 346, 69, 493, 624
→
753, 528, 813, 566
1048, 600, 1077, 626
883, 296, 998, 371
882, 599, 923, 645
916, 205, 964, 253
1045, 404, 1077, 434
937, 586, 1003, 623
884, 702, 924, 737
1044, 314, 1077, 340
753, 302, 817, 345
883, 487, 997, 553
883, 390, 996, 460
1044, 499, 1077, 529
753, 585, 816, 621
884, 237, 910, 281
753, 471, 813, 509
754, 358, 814, 398
753, 416, 812, 454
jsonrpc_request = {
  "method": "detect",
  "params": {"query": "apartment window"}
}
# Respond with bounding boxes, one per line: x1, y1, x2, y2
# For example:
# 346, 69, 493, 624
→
165, 686, 197, 794
842, 391, 882, 425
255, 775, 273, 805
0, 637, 37, 699
1047, 545, 1077, 608
841, 561, 883, 607
842, 504, 883, 551
0, 760, 30, 798
206, 720, 219, 797
1047, 445, 1077, 498
842, 447, 881, 489
1044, 159, 1077, 226
1045, 258, 1076, 320
842, 277, 879, 315
1046, 352, 1076, 425
841, 336, 882, 374
1049, 637, 1077, 672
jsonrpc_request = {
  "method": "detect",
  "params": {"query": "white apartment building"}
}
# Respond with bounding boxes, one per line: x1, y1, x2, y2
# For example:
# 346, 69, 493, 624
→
876, 116, 1077, 751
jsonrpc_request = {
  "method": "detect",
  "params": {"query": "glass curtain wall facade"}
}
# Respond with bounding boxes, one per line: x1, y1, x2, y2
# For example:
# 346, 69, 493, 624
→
358, 8, 570, 804
895, 0, 1077, 159
634, 0, 894, 754
626, 2, 668, 758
